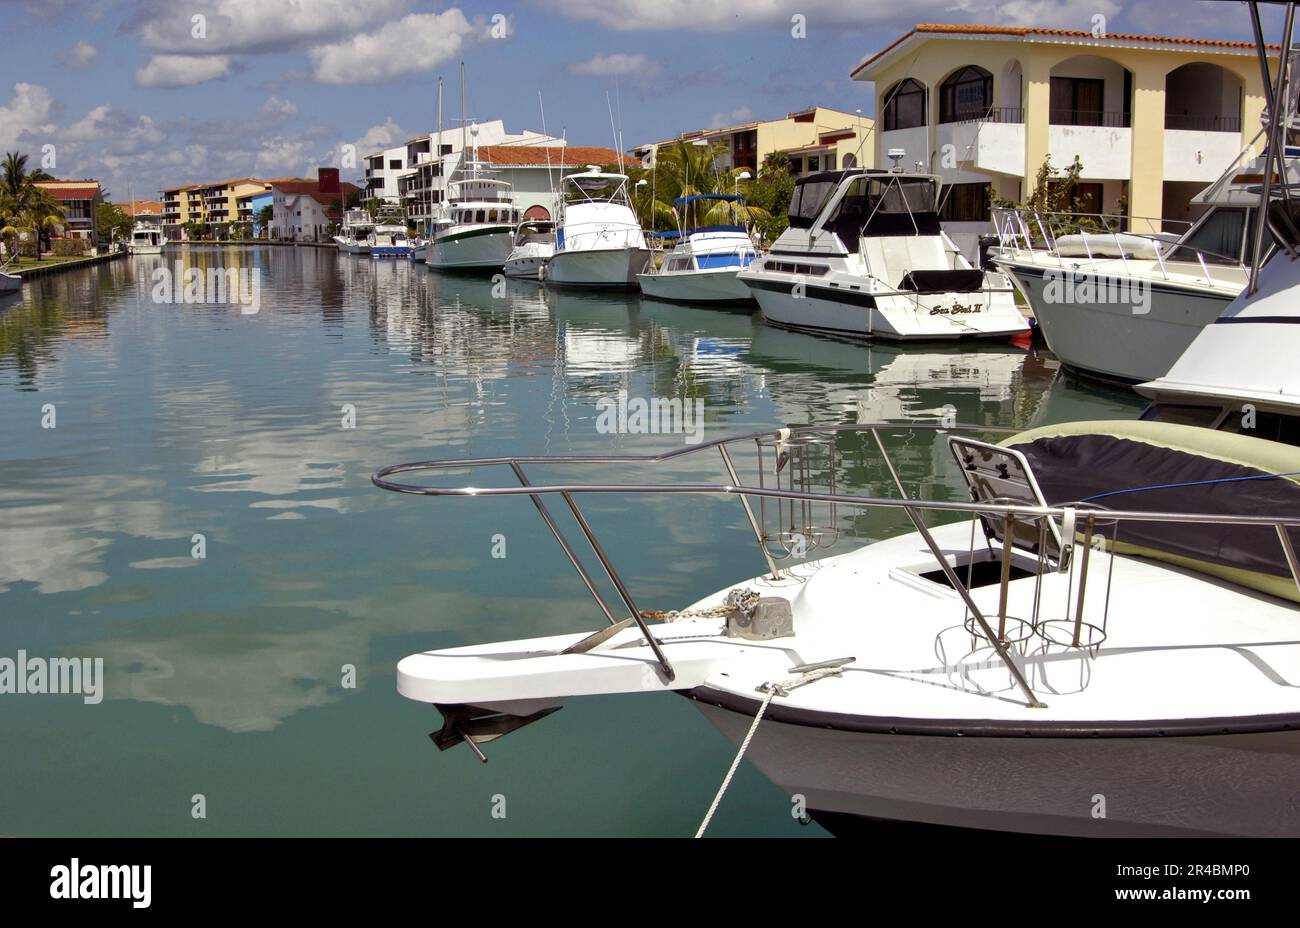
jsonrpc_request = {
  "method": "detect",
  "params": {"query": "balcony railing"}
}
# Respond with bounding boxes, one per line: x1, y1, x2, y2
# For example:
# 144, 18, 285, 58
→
1165, 113, 1243, 132
1049, 109, 1132, 128
939, 106, 1024, 125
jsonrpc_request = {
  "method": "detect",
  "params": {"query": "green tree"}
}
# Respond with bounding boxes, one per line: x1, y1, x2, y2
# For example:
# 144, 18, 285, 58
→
616, 141, 771, 233
255, 204, 274, 239
991, 154, 1102, 236
743, 151, 795, 244
97, 202, 133, 246
0, 150, 64, 259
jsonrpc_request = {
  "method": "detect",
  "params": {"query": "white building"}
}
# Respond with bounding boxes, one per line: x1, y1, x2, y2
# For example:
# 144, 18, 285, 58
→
270, 170, 358, 242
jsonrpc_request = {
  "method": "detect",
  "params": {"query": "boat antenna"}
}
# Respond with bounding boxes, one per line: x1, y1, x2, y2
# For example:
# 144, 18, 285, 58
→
539, 91, 556, 214
605, 91, 624, 174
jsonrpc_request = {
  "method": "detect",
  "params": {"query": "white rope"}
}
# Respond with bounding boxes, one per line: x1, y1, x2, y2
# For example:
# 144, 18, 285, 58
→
695, 686, 775, 838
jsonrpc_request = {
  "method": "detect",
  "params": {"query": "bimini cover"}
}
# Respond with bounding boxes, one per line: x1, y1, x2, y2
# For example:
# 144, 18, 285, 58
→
1000, 420, 1300, 603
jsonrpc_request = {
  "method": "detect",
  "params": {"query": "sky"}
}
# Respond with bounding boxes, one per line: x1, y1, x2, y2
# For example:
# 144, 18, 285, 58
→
0, 0, 1267, 202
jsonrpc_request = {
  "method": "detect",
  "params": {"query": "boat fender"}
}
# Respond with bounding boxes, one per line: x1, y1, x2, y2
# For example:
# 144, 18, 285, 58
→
727, 596, 794, 640
1058, 506, 1076, 571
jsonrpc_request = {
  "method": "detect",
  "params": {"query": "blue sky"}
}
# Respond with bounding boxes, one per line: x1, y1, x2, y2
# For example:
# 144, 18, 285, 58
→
0, 0, 1263, 201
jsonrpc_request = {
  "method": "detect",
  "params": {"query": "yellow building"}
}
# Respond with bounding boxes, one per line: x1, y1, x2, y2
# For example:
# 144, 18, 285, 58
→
632, 106, 876, 175
162, 178, 289, 239
852, 24, 1272, 236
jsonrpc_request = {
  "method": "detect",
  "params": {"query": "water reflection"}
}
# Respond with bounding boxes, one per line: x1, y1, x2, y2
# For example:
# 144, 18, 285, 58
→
0, 246, 1145, 833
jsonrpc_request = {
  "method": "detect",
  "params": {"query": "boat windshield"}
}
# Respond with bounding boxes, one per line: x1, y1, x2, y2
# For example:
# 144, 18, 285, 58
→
787, 178, 838, 229
823, 175, 942, 241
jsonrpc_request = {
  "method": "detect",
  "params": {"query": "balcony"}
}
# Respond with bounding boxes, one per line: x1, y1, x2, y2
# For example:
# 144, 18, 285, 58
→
933, 108, 1026, 178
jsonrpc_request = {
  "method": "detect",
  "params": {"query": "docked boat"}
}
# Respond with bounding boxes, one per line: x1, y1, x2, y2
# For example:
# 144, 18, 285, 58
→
128, 217, 166, 255
368, 207, 411, 258
545, 167, 651, 288
637, 195, 758, 303
0, 264, 20, 293
335, 209, 373, 255
503, 219, 555, 279
409, 238, 429, 263
426, 161, 517, 272
989, 152, 1291, 383
737, 169, 1029, 339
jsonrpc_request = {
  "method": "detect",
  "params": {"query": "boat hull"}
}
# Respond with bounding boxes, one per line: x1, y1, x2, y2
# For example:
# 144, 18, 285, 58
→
547, 247, 651, 288
337, 241, 371, 255
503, 254, 549, 279
744, 276, 1028, 340
637, 267, 754, 303
0, 272, 21, 292
692, 694, 1300, 837
1000, 262, 1238, 382
428, 228, 513, 272
128, 245, 164, 255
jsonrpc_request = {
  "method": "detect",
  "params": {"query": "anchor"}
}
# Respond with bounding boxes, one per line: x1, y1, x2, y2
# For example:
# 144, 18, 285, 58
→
430, 703, 562, 763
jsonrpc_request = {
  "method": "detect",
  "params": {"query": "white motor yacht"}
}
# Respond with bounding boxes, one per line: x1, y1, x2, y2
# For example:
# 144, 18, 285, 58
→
637, 194, 758, 304
335, 209, 374, 255
426, 167, 517, 272
990, 148, 1294, 383
128, 216, 166, 255
502, 219, 555, 279
738, 169, 1029, 340
545, 167, 650, 288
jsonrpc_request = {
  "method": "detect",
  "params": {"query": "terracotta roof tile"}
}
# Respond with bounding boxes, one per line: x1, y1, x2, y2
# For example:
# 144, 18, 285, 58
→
479, 145, 621, 166
852, 23, 1277, 76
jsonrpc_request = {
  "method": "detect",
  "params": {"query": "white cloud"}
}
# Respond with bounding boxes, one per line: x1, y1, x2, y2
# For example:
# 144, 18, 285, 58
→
0, 82, 56, 151
350, 117, 410, 155
308, 10, 479, 85
137, 0, 412, 54
541, 0, 1121, 30
710, 106, 754, 128
135, 54, 234, 88
568, 52, 661, 78
61, 41, 98, 69
258, 95, 298, 120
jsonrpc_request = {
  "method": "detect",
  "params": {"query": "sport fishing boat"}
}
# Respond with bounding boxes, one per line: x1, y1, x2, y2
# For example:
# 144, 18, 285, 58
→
737, 169, 1029, 340
545, 167, 651, 288
426, 164, 517, 271
368, 206, 411, 258
374, 4, 1300, 838
128, 216, 166, 255
637, 194, 758, 304
335, 209, 373, 255
990, 146, 1295, 383
503, 219, 555, 279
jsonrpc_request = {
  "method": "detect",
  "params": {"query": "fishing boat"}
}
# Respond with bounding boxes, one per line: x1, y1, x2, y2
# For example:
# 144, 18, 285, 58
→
127, 217, 166, 255
637, 194, 758, 304
410, 238, 429, 263
989, 148, 1293, 383
375, 4, 1300, 837
737, 169, 1029, 339
335, 209, 373, 255
368, 206, 411, 258
502, 219, 555, 279
426, 147, 517, 272
545, 167, 651, 288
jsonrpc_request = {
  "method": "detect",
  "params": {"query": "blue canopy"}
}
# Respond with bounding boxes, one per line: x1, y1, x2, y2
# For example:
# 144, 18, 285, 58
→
672, 193, 741, 205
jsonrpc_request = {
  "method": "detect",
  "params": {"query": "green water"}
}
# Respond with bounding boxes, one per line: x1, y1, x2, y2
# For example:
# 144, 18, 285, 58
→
0, 246, 1144, 836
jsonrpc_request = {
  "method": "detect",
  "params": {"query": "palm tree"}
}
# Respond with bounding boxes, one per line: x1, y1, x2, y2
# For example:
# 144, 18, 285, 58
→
620, 141, 771, 233
0, 151, 64, 260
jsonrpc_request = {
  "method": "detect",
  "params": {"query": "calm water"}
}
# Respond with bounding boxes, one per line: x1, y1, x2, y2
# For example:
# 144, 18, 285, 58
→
0, 246, 1144, 836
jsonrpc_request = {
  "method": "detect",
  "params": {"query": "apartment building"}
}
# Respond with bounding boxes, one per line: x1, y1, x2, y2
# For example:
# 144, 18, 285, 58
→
631, 107, 875, 174
34, 179, 103, 240
270, 169, 360, 242
853, 24, 1271, 253
362, 119, 561, 209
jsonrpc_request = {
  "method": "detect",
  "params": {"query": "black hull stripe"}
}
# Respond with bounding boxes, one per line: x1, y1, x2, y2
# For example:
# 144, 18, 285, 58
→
1004, 263, 1240, 302
686, 686, 1300, 738
745, 277, 878, 308
1215, 315, 1300, 325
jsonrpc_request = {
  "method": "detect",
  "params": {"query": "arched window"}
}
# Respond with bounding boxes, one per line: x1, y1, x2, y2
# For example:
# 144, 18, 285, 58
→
882, 79, 927, 131
939, 66, 993, 123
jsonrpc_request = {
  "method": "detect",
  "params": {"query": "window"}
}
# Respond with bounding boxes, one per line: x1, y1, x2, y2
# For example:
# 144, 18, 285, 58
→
807, 156, 819, 172
1050, 77, 1107, 126
389, 159, 402, 170
939, 183, 991, 222
1169, 207, 1248, 264
787, 178, 838, 228
939, 66, 993, 123
475, 210, 485, 223
883, 78, 926, 131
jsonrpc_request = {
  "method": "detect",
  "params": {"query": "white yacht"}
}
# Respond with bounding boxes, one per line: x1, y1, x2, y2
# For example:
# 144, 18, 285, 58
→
426, 160, 517, 272
990, 152, 1290, 383
502, 219, 555, 279
128, 215, 166, 255
335, 209, 373, 255
376, 7, 1300, 836
409, 238, 429, 263
545, 167, 650, 288
637, 194, 758, 303
368, 207, 411, 258
0, 262, 20, 293
737, 169, 1029, 339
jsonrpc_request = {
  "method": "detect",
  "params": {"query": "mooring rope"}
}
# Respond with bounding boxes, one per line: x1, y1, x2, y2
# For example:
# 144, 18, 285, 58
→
695, 686, 775, 839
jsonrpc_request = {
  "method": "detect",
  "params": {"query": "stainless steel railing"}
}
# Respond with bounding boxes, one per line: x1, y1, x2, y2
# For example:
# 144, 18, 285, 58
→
373, 423, 1300, 706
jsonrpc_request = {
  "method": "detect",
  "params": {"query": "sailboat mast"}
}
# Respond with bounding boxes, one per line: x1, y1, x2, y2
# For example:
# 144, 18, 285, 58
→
460, 61, 467, 180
